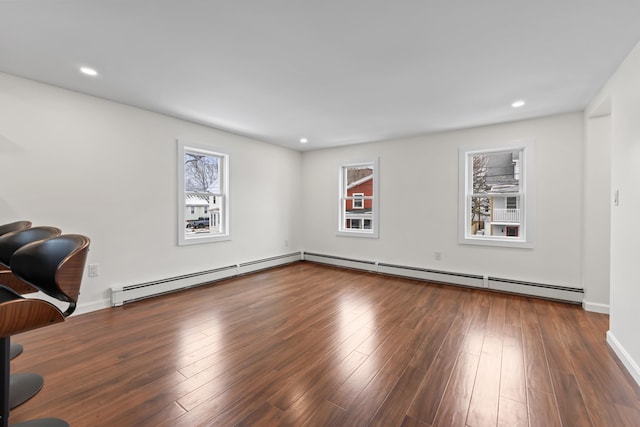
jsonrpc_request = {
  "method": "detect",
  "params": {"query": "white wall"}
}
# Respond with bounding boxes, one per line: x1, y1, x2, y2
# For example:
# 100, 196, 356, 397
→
302, 113, 585, 289
582, 113, 611, 313
0, 72, 302, 313
587, 40, 640, 385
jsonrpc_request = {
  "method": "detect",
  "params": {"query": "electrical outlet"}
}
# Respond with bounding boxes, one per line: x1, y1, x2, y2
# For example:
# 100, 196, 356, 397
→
88, 263, 99, 277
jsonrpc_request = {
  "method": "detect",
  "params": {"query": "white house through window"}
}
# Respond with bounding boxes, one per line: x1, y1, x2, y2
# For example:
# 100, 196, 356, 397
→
178, 140, 230, 245
459, 144, 533, 247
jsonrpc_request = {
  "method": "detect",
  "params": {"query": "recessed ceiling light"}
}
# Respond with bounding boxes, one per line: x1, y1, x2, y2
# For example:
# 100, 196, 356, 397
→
80, 67, 98, 76
300, 138, 308, 144
511, 100, 525, 108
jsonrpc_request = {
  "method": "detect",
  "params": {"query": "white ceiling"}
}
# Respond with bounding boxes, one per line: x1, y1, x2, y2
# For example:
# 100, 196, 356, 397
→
1, 1, 639, 151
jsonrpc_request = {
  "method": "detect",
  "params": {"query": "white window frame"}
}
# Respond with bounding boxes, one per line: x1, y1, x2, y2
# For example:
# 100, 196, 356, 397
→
458, 142, 534, 248
338, 158, 379, 238
178, 140, 230, 245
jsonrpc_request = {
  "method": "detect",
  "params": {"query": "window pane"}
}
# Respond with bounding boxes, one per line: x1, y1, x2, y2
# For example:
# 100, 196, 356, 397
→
469, 196, 491, 235
345, 166, 373, 191
346, 169, 372, 212
185, 152, 220, 194
472, 150, 521, 194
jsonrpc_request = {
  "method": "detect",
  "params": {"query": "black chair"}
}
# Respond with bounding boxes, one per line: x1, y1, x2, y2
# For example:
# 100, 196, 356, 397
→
0, 222, 32, 247
0, 227, 62, 296
0, 234, 89, 427
0, 221, 33, 360
0, 223, 34, 287
0, 227, 62, 411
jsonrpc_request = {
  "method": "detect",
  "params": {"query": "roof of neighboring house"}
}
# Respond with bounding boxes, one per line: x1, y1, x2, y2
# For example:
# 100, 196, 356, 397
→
345, 208, 373, 214
347, 168, 373, 183
347, 174, 373, 190
489, 184, 519, 193
185, 193, 210, 206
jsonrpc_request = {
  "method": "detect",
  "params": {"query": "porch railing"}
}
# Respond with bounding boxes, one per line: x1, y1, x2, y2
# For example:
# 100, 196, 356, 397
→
492, 208, 520, 223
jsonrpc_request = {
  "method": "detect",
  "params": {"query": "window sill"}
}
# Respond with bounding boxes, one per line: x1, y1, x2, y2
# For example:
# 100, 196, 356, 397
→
178, 233, 231, 246
460, 236, 532, 249
337, 230, 379, 239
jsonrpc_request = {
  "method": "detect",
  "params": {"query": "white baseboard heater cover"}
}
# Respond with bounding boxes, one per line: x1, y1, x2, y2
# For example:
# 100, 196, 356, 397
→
303, 252, 584, 303
487, 277, 583, 304
303, 252, 378, 273
111, 252, 301, 306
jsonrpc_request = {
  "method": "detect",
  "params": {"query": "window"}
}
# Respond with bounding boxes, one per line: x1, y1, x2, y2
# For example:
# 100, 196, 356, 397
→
352, 193, 364, 209
459, 143, 533, 247
338, 159, 379, 238
178, 140, 230, 245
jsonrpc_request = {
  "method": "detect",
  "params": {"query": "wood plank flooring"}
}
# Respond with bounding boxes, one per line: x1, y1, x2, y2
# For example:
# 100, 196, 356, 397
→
8, 262, 640, 426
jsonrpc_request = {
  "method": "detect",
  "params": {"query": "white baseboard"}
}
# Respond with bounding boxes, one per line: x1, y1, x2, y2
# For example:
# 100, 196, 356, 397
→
303, 252, 378, 272
73, 299, 112, 316
111, 252, 302, 306
606, 330, 640, 386
303, 252, 584, 304
582, 300, 610, 314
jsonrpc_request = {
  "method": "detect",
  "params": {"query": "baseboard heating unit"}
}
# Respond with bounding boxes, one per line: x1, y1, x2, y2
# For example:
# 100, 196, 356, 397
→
111, 252, 301, 306
303, 252, 584, 303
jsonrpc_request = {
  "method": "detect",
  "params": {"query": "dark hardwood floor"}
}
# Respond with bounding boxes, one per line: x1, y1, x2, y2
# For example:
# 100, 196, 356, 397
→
8, 262, 640, 426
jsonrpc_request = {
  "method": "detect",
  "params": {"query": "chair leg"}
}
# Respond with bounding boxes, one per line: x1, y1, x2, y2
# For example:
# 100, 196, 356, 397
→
1, 337, 68, 427
9, 332, 45, 410
1, 337, 9, 427
10, 420, 69, 427
10, 373, 44, 409
10, 342, 23, 360
6, 339, 45, 409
